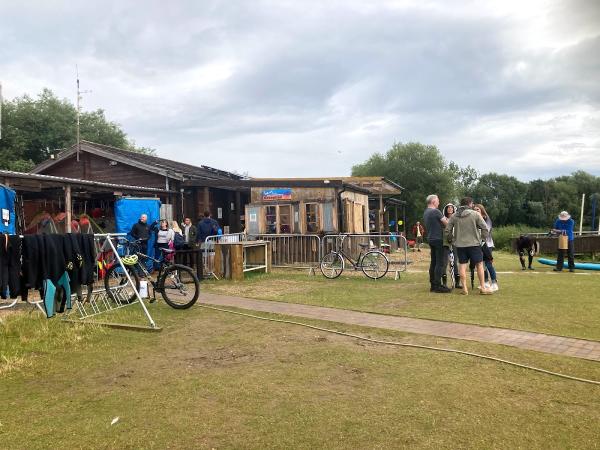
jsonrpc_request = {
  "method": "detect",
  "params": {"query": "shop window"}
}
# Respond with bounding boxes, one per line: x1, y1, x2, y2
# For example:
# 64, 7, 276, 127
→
265, 206, 277, 234
279, 205, 292, 233
306, 203, 319, 233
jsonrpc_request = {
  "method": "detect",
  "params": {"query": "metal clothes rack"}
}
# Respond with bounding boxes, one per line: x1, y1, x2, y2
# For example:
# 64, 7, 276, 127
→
0, 233, 159, 330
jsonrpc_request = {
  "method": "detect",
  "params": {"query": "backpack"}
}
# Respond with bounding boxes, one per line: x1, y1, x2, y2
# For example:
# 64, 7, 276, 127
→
173, 232, 185, 250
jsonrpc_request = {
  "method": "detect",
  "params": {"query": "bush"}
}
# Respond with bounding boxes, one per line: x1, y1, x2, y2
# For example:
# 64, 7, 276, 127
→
492, 225, 549, 251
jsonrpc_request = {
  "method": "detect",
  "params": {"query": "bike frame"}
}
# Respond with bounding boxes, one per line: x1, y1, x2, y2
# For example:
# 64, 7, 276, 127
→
122, 239, 174, 290
335, 248, 367, 270
331, 235, 372, 270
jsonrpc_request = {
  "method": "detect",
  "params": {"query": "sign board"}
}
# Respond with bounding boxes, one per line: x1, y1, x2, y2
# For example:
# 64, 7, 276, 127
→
262, 188, 292, 201
250, 213, 257, 222
217, 207, 223, 219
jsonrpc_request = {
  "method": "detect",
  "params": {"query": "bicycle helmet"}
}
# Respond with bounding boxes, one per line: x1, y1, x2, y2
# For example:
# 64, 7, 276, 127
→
121, 254, 139, 266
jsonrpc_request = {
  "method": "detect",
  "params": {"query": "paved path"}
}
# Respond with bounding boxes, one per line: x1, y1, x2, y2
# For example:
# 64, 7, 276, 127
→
200, 293, 600, 362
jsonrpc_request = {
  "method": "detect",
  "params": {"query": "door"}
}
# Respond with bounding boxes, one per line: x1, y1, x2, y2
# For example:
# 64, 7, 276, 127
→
247, 206, 261, 235
323, 203, 334, 233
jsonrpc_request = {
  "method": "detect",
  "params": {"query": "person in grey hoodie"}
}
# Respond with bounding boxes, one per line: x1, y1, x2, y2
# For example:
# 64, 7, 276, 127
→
445, 197, 492, 295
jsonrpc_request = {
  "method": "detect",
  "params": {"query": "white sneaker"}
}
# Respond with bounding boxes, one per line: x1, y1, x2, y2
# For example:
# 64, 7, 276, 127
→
491, 282, 499, 292
484, 282, 491, 289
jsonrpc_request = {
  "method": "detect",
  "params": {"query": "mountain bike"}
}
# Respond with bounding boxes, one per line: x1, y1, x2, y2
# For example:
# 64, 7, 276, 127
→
320, 234, 389, 279
104, 238, 200, 309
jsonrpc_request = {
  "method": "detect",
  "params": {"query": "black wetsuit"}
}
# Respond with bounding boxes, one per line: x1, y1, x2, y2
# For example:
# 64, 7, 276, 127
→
516, 235, 537, 270
7, 235, 21, 299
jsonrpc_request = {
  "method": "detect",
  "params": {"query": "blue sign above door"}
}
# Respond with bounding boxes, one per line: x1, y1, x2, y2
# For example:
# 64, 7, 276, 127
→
262, 189, 292, 201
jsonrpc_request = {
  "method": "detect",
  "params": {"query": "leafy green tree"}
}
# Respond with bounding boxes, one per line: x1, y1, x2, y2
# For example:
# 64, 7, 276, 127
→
448, 162, 479, 199
0, 88, 154, 171
525, 201, 546, 227
470, 173, 528, 226
352, 142, 456, 226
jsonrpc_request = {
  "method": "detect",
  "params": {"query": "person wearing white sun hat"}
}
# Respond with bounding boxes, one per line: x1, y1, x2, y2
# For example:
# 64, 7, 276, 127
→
552, 211, 575, 272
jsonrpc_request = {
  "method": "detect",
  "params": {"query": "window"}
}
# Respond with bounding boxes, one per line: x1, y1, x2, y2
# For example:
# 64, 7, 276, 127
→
306, 203, 319, 233
265, 206, 277, 234
279, 205, 292, 233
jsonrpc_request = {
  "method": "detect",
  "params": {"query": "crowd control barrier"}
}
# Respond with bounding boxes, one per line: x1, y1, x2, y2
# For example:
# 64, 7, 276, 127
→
322, 233, 408, 274
253, 234, 322, 268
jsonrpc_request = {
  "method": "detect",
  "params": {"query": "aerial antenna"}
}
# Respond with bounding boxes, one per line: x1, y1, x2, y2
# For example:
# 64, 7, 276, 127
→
76, 65, 91, 162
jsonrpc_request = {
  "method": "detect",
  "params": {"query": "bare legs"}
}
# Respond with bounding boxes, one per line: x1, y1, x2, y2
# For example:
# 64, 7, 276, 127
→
459, 262, 492, 295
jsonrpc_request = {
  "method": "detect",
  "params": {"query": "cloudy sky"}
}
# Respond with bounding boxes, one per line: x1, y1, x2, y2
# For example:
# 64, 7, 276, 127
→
1, 0, 599, 179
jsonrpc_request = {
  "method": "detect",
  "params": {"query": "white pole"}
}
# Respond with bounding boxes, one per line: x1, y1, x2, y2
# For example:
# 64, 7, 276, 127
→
104, 234, 157, 328
579, 193, 585, 236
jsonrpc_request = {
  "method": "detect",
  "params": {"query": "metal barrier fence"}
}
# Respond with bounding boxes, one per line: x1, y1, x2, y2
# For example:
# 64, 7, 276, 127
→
203, 233, 248, 278
198, 232, 408, 277
322, 233, 409, 273
252, 234, 322, 268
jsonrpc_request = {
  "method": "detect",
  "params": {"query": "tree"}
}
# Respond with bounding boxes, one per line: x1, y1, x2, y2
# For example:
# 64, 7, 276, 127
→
352, 142, 456, 226
470, 173, 528, 226
0, 88, 154, 171
448, 162, 479, 199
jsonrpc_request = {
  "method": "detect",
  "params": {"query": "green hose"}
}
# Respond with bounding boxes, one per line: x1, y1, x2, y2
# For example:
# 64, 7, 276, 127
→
200, 304, 600, 386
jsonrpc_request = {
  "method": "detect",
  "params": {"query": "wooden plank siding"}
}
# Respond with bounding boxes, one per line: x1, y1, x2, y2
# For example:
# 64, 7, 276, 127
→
42, 152, 168, 190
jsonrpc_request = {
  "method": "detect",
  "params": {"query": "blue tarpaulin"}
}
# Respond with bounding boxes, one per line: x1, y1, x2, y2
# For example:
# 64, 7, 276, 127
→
115, 197, 161, 271
0, 185, 17, 234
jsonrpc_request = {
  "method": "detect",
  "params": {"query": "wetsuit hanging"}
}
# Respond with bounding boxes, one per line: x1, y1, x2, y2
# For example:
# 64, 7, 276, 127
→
44, 234, 71, 315
7, 235, 22, 299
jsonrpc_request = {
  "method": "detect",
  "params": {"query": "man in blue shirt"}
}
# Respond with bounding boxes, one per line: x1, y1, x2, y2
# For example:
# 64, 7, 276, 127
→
552, 210, 575, 272
196, 211, 220, 247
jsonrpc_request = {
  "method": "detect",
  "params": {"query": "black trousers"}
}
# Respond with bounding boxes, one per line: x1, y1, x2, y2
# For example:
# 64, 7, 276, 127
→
428, 240, 445, 288
556, 240, 575, 270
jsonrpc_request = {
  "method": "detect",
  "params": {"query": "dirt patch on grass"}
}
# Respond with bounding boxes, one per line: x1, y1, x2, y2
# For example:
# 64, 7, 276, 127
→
377, 299, 410, 309
205, 278, 312, 300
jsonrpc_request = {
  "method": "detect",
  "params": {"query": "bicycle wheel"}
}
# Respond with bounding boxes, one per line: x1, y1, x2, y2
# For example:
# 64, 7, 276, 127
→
104, 263, 141, 304
361, 251, 389, 279
320, 252, 344, 279
159, 264, 200, 309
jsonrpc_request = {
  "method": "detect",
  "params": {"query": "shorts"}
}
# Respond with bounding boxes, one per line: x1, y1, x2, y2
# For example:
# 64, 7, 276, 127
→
456, 246, 483, 264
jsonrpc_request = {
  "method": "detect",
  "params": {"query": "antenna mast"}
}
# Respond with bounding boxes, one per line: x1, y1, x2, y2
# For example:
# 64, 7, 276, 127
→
76, 66, 91, 162
76, 66, 81, 161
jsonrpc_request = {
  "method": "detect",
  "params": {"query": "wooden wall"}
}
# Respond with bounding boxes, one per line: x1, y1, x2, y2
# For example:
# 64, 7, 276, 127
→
41, 153, 169, 189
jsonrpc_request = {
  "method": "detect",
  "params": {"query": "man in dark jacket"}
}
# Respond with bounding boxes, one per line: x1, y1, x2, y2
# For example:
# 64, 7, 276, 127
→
182, 217, 197, 249
130, 214, 152, 254
196, 211, 219, 246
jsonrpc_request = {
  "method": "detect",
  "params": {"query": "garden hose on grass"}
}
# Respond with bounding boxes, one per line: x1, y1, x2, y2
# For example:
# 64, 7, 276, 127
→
199, 304, 600, 387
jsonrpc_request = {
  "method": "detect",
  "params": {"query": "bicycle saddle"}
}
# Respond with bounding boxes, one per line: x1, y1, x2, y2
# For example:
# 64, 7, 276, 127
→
358, 243, 370, 248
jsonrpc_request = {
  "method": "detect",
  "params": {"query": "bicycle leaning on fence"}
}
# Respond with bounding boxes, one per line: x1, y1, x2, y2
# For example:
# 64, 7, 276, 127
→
104, 238, 200, 309
320, 234, 389, 279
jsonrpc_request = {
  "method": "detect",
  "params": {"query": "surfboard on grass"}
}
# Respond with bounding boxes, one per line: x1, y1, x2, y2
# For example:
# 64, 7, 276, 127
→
538, 258, 600, 271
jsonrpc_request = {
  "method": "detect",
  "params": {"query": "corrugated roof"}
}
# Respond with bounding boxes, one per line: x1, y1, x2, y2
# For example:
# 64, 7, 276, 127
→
31, 141, 243, 181
0, 169, 173, 193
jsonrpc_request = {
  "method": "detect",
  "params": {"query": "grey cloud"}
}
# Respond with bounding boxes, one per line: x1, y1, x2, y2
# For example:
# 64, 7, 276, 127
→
0, 0, 599, 179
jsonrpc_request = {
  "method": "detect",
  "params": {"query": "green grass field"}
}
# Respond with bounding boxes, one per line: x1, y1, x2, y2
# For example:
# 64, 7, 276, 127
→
204, 251, 600, 340
2, 250, 599, 449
